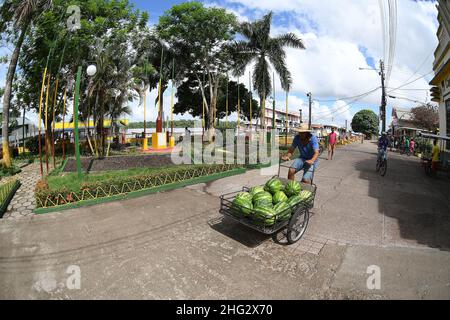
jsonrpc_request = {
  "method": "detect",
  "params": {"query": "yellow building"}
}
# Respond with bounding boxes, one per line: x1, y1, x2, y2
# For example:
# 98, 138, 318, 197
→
430, 0, 450, 151
53, 119, 129, 130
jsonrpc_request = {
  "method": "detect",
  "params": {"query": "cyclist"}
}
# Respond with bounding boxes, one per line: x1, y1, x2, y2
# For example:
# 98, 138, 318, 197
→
378, 132, 389, 163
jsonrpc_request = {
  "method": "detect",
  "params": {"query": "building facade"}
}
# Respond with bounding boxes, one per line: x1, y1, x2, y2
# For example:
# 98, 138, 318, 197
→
263, 107, 301, 132
430, 0, 450, 149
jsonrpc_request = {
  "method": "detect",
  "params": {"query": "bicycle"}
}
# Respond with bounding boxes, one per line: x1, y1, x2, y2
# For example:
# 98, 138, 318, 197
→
376, 148, 387, 177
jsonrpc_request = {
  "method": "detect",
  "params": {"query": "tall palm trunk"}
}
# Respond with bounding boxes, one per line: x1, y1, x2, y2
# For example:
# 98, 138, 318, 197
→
2, 22, 29, 167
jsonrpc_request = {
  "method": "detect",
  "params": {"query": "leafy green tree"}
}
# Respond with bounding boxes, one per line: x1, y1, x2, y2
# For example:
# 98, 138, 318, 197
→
231, 12, 305, 130
174, 75, 259, 125
410, 103, 439, 132
157, 1, 237, 141
0, 0, 52, 167
351, 109, 379, 137
15, 0, 149, 157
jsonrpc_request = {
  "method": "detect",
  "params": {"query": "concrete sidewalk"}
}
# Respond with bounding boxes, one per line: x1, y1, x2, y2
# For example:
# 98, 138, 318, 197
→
0, 142, 449, 299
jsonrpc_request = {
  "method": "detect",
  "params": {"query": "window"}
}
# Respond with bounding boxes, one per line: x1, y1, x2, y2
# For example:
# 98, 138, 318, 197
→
447, 99, 450, 149
447, 99, 450, 134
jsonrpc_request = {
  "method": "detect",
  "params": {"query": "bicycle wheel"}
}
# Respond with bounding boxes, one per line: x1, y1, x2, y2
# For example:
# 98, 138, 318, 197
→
376, 159, 381, 172
380, 159, 387, 176
287, 208, 309, 244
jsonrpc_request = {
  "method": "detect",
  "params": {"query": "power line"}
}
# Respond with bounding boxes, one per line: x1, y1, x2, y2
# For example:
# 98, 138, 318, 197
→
386, 70, 434, 93
312, 87, 381, 116
387, 88, 430, 91
314, 86, 381, 103
379, 0, 387, 63
401, 48, 434, 85
313, 89, 377, 122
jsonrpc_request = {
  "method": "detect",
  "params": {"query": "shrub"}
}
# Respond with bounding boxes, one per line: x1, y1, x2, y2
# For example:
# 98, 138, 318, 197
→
0, 165, 21, 178
25, 136, 44, 155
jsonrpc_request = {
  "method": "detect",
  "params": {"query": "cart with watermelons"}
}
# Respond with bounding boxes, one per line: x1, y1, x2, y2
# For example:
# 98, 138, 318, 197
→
219, 160, 317, 244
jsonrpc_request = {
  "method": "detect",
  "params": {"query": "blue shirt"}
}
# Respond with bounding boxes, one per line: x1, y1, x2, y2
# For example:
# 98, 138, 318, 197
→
378, 137, 389, 150
292, 135, 320, 164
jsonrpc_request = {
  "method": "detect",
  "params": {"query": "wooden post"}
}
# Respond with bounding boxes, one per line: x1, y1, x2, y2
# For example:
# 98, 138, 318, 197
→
44, 73, 51, 175
37, 68, 47, 178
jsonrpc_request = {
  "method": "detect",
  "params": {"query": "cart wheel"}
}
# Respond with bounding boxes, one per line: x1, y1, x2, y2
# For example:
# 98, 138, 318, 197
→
286, 208, 309, 244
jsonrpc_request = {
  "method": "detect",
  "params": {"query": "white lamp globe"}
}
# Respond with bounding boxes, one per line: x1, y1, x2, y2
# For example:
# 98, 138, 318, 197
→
87, 65, 97, 77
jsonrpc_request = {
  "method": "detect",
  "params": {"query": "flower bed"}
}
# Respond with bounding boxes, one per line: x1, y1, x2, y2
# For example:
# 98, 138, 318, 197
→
0, 180, 21, 218
35, 164, 244, 210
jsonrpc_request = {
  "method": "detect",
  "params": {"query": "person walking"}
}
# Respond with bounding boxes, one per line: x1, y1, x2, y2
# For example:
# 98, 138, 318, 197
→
327, 127, 338, 160
405, 137, 410, 154
410, 138, 415, 155
282, 124, 320, 184
432, 139, 440, 174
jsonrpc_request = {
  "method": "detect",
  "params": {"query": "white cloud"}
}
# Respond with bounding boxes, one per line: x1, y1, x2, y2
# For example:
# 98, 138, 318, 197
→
218, 0, 438, 128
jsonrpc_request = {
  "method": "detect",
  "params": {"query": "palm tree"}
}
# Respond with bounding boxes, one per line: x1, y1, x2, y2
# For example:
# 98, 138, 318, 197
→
106, 99, 132, 156
0, 0, 52, 167
232, 12, 305, 130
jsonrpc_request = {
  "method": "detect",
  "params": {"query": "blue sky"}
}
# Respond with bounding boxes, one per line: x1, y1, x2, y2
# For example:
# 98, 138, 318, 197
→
126, 0, 438, 129
0, 0, 439, 130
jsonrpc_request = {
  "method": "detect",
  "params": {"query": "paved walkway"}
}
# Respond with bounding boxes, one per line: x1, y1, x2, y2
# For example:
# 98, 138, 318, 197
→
0, 142, 449, 299
2, 163, 42, 219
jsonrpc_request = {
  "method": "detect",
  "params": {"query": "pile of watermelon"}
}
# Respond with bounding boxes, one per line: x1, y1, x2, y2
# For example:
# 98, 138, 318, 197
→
231, 177, 313, 226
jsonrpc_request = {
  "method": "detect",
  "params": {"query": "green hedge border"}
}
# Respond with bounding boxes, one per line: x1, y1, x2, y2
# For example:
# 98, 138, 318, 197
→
0, 180, 21, 218
34, 167, 246, 214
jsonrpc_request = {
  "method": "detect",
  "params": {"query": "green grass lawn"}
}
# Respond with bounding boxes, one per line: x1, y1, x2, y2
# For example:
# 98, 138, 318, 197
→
45, 141, 296, 193
46, 164, 206, 192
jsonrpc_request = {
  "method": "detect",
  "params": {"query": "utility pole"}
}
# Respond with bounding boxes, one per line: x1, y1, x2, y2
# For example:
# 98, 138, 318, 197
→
307, 92, 312, 130
379, 60, 387, 133
299, 109, 302, 124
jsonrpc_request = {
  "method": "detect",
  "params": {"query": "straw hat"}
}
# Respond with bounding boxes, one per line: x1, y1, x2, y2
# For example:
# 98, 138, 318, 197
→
292, 123, 313, 133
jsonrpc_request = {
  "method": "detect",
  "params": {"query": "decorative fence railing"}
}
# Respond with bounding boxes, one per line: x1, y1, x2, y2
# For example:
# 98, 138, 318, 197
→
35, 164, 242, 209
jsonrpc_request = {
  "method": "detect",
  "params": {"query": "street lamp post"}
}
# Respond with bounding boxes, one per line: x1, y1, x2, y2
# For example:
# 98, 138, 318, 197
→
73, 64, 96, 179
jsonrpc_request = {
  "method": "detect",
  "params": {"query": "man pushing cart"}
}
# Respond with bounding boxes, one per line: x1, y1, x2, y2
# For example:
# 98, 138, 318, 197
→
282, 124, 320, 184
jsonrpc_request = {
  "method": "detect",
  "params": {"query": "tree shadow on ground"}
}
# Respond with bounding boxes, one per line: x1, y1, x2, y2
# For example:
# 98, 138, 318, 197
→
354, 153, 450, 251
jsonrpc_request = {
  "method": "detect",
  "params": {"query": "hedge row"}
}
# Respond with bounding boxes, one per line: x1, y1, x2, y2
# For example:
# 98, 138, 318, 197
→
0, 180, 21, 218
35, 164, 241, 208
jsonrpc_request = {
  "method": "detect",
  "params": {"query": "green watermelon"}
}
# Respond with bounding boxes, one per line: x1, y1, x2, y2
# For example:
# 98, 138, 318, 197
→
232, 197, 253, 216
249, 186, 265, 197
253, 207, 276, 226
274, 202, 291, 221
252, 191, 273, 207
284, 180, 302, 197
264, 178, 284, 194
272, 191, 288, 204
236, 192, 253, 203
286, 195, 302, 208
299, 190, 313, 201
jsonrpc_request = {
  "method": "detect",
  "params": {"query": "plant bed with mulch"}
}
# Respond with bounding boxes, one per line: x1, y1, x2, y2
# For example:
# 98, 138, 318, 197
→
63, 154, 174, 173
35, 164, 245, 213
